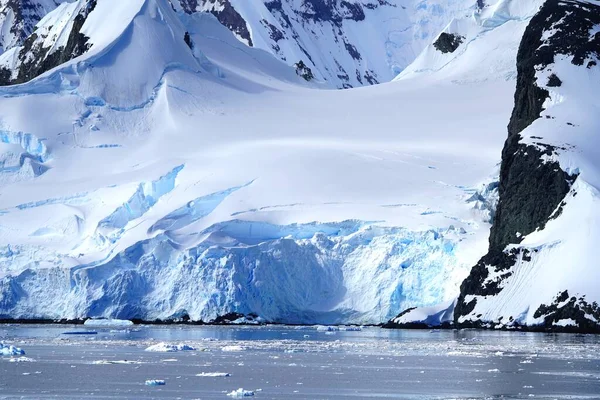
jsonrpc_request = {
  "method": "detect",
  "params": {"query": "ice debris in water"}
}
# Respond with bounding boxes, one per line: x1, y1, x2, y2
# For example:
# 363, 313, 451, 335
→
196, 372, 231, 377
145, 379, 166, 386
145, 343, 196, 352
93, 360, 142, 365
9, 356, 35, 362
84, 319, 134, 327
221, 345, 245, 352
0, 343, 25, 356
227, 388, 255, 397
316, 326, 339, 332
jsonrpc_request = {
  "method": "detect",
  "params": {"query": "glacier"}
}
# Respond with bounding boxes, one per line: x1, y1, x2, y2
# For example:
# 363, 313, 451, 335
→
0, 0, 548, 324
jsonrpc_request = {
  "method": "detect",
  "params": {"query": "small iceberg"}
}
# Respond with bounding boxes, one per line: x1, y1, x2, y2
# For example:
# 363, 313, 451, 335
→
145, 343, 196, 352
316, 326, 339, 332
196, 372, 231, 377
84, 319, 134, 328
93, 360, 142, 365
0, 343, 25, 356
9, 356, 34, 362
145, 379, 166, 386
221, 345, 245, 352
227, 388, 255, 397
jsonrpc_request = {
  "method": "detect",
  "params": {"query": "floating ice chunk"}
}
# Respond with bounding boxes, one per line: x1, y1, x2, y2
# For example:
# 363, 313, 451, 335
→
196, 372, 231, 377
227, 388, 255, 397
8, 356, 35, 362
84, 319, 134, 327
221, 345, 245, 352
145, 343, 196, 352
145, 379, 166, 386
340, 326, 362, 331
488, 368, 500, 373
93, 360, 142, 365
0, 343, 25, 356
316, 326, 339, 332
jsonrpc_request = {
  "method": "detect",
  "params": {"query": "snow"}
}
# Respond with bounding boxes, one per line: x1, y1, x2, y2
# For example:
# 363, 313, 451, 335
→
227, 388, 255, 398
0, 343, 25, 356
145, 343, 196, 352
0, 0, 545, 324
392, 299, 456, 326
83, 319, 134, 327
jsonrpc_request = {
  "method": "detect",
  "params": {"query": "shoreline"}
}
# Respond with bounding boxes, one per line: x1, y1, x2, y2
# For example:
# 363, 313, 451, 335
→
0, 317, 597, 334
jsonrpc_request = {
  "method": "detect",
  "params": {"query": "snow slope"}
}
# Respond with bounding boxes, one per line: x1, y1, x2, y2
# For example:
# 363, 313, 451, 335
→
0, 0, 543, 323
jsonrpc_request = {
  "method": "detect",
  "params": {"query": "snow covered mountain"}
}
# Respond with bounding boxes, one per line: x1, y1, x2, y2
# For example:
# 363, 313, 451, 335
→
388, 0, 600, 332
0, 0, 597, 329
171, 0, 480, 88
0, 0, 66, 53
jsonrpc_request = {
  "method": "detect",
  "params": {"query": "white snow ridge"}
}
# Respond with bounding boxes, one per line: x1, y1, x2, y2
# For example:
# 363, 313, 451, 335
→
0, 0, 596, 332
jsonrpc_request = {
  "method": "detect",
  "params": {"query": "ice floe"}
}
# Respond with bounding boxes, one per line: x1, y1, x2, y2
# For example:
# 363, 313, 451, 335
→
196, 372, 231, 377
227, 388, 255, 397
145, 379, 166, 386
0, 343, 25, 356
84, 319, 134, 327
145, 343, 196, 352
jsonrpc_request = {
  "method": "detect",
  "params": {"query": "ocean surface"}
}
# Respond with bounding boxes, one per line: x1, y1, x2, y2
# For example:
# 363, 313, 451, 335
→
0, 325, 599, 399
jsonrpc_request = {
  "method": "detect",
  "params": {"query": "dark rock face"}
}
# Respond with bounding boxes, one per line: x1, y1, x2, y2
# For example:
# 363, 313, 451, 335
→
454, 0, 600, 329
534, 291, 600, 333
294, 60, 314, 81
0, 0, 96, 86
176, 0, 253, 46
184, 31, 193, 49
433, 32, 464, 54
546, 73, 562, 87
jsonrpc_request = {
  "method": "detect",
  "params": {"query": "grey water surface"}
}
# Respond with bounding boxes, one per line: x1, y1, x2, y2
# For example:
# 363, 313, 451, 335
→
0, 325, 599, 399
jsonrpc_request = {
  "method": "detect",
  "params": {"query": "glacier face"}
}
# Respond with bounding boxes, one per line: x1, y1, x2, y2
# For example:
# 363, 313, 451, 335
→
1, 221, 471, 324
0, 0, 533, 323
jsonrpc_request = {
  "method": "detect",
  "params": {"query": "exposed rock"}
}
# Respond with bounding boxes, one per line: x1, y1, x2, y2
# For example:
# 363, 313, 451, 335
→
546, 73, 562, 87
433, 32, 464, 54
295, 60, 314, 81
534, 291, 600, 333
184, 31, 193, 49
177, 0, 253, 46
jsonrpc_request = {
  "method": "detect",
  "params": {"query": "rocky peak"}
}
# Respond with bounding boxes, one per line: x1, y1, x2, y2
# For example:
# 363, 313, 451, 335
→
0, 0, 96, 86
454, 0, 600, 329
0, 0, 64, 53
